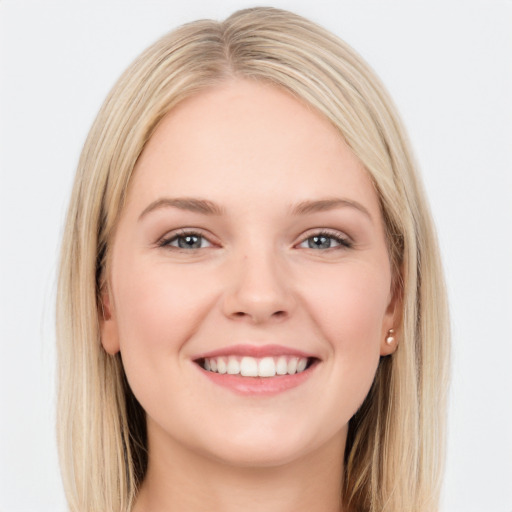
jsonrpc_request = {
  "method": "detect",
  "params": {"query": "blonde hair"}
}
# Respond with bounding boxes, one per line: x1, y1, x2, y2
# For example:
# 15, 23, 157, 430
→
57, 7, 450, 512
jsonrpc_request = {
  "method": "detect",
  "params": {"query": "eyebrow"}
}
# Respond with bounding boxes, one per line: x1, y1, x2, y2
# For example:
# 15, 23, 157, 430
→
138, 197, 224, 220
138, 196, 372, 221
290, 198, 372, 220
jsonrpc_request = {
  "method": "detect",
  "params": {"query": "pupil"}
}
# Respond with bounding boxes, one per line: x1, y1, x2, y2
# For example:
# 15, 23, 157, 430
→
309, 235, 330, 249
178, 235, 201, 249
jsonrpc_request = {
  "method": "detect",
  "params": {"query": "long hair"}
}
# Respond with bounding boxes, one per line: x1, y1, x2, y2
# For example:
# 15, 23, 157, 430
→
57, 7, 450, 511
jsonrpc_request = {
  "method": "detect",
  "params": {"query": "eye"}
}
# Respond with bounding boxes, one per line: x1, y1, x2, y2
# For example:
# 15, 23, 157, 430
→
159, 230, 212, 250
298, 231, 352, 250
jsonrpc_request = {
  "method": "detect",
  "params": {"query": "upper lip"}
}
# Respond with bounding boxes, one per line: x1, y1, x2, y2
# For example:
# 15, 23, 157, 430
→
192, 344, 319, 360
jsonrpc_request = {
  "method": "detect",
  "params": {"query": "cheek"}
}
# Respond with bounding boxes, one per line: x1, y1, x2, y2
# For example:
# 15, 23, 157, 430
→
111, 259, 221, 416
308, 265, 390, 345
302, 263, 390, 397
112, 259, 216, 360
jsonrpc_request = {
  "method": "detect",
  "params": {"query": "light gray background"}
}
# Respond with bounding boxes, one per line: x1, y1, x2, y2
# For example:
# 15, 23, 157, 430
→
1, 1, 511, 511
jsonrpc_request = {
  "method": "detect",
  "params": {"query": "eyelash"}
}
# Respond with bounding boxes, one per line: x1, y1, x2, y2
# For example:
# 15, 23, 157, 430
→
157, 229, 353, 251
157, 229, 211, 250
298, 230, 353, 250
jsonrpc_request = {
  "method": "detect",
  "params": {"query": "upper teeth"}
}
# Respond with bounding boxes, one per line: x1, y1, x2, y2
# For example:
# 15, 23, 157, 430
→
203, 355, 309, 377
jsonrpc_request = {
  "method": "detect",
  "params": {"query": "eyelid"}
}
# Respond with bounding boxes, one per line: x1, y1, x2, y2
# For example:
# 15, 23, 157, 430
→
157, 228, 217, 249
155, 227, 352, 251
295, 228, 353, 249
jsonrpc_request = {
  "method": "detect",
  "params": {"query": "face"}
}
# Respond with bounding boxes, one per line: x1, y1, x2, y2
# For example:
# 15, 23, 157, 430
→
101, 79, 399, 468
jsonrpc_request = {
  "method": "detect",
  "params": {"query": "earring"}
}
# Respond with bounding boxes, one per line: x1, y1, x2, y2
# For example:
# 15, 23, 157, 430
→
385, 329, 395, 345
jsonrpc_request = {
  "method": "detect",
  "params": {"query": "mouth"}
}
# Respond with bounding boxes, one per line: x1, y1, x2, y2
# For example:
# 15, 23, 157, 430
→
192, 346, 320, 396
195, 355, 317, 377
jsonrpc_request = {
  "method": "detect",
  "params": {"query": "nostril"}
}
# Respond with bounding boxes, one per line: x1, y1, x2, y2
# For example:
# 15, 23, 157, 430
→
233, 310, 285, 318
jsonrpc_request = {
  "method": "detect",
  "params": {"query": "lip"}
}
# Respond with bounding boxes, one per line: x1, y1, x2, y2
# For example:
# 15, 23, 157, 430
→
192, 344, 320, 396
192, 344, 317, 360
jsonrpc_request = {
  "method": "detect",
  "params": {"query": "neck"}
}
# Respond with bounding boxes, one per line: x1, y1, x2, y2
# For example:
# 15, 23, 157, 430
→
133, 422, 346, 512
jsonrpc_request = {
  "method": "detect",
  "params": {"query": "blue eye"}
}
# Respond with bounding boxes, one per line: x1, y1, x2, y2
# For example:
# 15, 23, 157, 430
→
160, 231, 212, 250
299, 232, 351, 250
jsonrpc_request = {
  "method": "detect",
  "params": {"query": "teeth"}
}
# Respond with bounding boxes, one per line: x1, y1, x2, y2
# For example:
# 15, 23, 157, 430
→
227, 357, 240, 375
276, 356, 288, 375
217, 357, 227, 374
203, 355, 310, 377
297, 358, 307, 373
258, 357, 276, 377
240, 357, 258, 377
287, 357, 298, 375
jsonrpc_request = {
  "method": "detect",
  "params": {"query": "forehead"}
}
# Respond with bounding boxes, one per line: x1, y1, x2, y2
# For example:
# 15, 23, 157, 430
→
128, 79, 380, 217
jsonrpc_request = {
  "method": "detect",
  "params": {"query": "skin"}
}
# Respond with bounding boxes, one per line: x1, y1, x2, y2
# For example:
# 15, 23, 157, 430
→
101, 79, 400, 512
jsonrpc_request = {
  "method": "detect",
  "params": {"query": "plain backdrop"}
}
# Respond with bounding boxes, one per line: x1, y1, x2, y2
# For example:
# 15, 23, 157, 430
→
0, 1, 511, 511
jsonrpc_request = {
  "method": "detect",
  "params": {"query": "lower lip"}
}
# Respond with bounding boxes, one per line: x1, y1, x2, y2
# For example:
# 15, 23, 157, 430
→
197, 362, 318, 396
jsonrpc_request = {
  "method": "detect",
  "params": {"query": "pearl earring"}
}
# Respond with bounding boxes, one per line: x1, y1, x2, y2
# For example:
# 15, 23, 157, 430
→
385, 329, 395, 345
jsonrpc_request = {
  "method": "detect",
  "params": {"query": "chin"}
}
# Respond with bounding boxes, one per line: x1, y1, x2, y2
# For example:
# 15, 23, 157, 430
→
206, 441, 310, 469
194, 420, 335, 469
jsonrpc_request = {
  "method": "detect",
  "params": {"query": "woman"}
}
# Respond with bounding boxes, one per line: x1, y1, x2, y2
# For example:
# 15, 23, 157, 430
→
57, 7, 449, 512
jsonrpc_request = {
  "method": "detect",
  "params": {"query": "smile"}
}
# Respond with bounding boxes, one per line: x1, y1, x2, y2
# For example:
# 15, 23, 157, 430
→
192, 345, 320, 396
200, 355, 311, 377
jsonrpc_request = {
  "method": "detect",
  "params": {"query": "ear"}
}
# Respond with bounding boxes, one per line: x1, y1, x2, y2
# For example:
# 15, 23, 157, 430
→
99, 288, 120, 355
380, 272, 403, 356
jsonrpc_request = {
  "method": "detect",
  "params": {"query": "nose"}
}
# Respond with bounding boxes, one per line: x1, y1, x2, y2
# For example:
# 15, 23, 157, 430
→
221, 250, 296, 324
